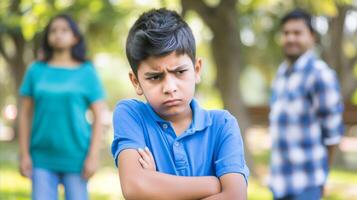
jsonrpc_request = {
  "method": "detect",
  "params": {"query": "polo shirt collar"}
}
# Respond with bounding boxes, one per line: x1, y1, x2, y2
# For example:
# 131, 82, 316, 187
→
190, 99, 212, 132
145, 102, 167, 123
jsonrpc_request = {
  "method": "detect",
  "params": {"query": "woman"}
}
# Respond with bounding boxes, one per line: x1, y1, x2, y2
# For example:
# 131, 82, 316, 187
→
18, 14, 105, 200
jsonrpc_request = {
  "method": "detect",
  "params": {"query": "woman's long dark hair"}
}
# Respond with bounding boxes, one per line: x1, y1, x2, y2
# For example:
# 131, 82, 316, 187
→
42, 14, 86, 62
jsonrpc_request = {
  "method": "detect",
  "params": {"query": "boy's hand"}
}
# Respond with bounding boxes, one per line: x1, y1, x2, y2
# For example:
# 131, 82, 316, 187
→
138, 147, 156, 171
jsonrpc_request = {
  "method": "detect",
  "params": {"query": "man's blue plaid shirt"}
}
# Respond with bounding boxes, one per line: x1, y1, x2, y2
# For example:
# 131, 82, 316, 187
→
269, 50, 344, 198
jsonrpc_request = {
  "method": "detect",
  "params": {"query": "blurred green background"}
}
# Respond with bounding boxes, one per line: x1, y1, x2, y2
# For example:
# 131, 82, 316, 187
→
0, 0, 356, 199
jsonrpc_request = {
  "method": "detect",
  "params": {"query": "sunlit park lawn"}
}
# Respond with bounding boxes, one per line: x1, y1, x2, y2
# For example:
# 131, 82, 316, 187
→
1, 129, 357, 200
0, 140, 124, 200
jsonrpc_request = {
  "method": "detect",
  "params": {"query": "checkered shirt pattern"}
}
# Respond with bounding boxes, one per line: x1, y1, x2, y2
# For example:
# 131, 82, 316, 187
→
269, 50, 344, 198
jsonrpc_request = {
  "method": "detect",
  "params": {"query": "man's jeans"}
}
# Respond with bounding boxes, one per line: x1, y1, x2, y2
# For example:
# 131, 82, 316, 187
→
274, 186, 322, 200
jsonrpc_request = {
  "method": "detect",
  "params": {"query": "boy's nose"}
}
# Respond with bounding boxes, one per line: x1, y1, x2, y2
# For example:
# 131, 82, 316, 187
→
162, 76, 177, 94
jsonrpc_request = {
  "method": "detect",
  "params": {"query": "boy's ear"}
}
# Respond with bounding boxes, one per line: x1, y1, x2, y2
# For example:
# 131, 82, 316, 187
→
129, 71, 143, 95
194, 58, 202, 84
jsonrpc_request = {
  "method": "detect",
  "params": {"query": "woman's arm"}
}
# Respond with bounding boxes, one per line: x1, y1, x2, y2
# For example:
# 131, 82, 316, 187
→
18, 97, 34, 178
82, 101, 106, 179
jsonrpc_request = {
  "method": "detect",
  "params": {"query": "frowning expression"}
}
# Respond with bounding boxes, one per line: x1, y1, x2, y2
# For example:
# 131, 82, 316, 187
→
129, 51, 202, 121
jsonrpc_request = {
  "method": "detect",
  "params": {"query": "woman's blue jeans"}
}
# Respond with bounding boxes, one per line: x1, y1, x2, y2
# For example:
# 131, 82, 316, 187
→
31, 168, 88, 200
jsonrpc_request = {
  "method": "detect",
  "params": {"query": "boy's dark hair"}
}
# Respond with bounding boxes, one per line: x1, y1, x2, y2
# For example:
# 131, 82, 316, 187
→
42, 14, 86, 62
126, 8, 196, 76
281, 9, 314, 33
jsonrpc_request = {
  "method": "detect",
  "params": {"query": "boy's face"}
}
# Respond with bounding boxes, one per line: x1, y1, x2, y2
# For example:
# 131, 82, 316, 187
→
129, 52, 202, 121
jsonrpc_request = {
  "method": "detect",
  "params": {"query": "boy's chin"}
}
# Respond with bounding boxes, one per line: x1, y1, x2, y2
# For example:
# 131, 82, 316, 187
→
157, 108, 186, 121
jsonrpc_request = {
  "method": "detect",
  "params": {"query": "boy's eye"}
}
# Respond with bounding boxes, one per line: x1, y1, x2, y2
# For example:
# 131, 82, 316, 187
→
147, 75, 161, 81
176, 70, 187, 75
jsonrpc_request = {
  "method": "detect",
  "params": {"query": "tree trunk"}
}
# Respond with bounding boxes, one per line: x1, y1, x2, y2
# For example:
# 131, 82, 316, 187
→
181, 0, 256, 176
8, 34, 27, 91
321, 5, 357, 168
322, 5, 357, 100
0, 0, 28, 139
1, 32, 27, 140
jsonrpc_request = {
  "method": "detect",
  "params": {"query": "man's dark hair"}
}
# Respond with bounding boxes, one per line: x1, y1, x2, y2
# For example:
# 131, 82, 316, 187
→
126, 8, 196, 76
281, 9, 314, 33
42, 14, 87, 62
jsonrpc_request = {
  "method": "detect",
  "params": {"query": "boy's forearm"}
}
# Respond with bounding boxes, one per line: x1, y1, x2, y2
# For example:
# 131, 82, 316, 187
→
123, 170, 220, 200
202, 173, 247, 200
201, 193, 226, 200
119, 149, 220, 199
202, 191, 242, 200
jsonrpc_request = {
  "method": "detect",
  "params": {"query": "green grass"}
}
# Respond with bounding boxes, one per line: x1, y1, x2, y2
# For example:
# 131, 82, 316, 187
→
1, 141, 357, 199
248, 178, 273, 200
0, 141, 123, 200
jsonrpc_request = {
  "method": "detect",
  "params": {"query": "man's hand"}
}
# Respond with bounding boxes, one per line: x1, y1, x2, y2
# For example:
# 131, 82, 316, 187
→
321, 185, 326, 198
19, 154, 32, 178
82, 154, 98, 180
138, 147, 156, 171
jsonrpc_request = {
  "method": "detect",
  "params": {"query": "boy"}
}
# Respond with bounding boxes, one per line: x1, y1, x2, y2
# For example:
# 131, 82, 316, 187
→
111, 8, 249, 199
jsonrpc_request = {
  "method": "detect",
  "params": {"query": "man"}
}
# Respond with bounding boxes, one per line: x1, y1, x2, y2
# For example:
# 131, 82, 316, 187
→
269, 9, 344, 200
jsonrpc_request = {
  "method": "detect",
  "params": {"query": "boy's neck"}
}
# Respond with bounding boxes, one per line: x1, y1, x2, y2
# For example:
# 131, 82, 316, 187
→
166, 107, 193, 136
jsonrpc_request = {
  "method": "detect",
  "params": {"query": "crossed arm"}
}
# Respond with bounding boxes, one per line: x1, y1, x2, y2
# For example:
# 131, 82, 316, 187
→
117, 148, 247, 200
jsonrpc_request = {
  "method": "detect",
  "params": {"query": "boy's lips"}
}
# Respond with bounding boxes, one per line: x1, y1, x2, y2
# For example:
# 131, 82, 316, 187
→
163, 99, 182, 106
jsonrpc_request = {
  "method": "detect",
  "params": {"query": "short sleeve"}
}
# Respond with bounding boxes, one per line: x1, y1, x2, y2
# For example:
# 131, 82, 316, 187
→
86, 64, 105, 104
19, 63, 36, 97
111, 100, 147, 167
214, 112, 250, 183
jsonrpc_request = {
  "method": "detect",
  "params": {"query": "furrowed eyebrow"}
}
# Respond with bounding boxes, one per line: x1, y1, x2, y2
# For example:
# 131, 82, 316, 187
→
144, 64, 190, 76
167, 64, 190, 72
144, 71, 164, 77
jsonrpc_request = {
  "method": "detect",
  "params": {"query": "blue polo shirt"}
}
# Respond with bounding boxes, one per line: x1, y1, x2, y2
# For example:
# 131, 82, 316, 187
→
111, 99, 249, 182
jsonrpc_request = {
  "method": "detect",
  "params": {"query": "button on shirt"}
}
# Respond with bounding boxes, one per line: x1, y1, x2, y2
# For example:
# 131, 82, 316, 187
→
111, 99, 249, 182
269, 51, 344, 198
